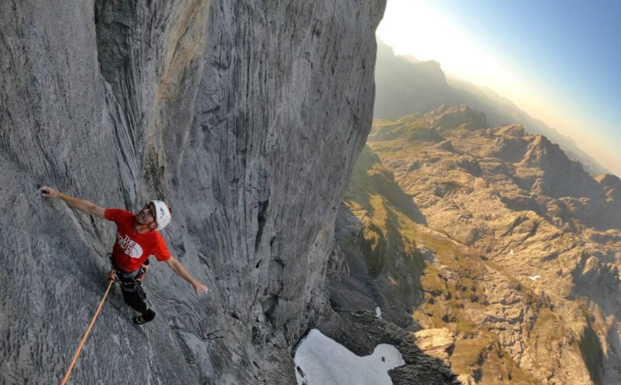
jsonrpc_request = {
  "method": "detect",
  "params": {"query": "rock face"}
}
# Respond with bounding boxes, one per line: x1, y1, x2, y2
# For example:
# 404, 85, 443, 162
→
413, 328, 456, 363
336, 105, 621, 384
317, 309, 461, 385
0, 1, 386, 383
330, 146, 428, 329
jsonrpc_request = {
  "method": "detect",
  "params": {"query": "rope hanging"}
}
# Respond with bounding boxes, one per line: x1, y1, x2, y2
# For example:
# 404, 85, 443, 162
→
60, 272, 116, 385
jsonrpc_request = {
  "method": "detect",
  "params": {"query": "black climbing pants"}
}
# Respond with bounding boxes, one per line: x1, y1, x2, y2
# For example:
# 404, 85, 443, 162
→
118, 274, 148, 313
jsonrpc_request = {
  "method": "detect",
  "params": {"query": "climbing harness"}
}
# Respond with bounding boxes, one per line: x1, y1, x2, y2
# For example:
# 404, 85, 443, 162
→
110, 257, 150, 299
59, 271, 117, 385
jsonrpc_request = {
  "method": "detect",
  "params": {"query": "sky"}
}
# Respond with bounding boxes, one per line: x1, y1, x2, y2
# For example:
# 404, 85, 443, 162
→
377, 0, 621, 177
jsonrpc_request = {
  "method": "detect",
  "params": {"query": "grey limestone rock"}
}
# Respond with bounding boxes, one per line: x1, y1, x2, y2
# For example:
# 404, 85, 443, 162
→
0, 0, 387, 383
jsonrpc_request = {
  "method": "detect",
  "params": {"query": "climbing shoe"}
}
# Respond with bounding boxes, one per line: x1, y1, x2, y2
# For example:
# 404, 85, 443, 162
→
134, 309, 156, 325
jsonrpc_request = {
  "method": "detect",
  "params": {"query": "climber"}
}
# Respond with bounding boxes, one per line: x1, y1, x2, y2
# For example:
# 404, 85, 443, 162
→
40, 186, 208, 325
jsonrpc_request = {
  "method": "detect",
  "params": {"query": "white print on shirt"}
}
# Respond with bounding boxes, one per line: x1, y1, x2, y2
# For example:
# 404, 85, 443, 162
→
117, 233, 143, 259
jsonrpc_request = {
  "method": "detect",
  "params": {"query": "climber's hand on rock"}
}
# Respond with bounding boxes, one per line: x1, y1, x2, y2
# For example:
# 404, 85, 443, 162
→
193, 282, 208, 295
41, 186, 60, 198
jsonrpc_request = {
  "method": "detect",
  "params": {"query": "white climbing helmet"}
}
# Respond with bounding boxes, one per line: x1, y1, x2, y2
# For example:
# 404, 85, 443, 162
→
150, 200, 172, 231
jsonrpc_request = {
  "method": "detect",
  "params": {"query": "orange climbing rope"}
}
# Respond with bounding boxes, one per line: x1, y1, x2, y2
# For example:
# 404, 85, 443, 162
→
59, 271, 116, 385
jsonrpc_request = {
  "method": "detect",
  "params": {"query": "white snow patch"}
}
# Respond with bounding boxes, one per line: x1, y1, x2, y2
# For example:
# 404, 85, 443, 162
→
294, 329, 405, 385
509, 249, 514, 256
375, 306, 382, 318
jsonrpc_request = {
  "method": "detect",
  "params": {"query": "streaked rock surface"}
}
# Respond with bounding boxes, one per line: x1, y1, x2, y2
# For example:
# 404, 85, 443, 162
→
0, 0, 386, 383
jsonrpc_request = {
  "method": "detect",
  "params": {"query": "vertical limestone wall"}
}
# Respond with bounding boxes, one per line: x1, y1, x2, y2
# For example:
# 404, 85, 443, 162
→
0, 0, 385, 383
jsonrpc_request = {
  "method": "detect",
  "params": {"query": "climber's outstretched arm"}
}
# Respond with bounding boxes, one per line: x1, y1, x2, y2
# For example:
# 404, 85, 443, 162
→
41, 186, 106, 219
165, 257, 209, 295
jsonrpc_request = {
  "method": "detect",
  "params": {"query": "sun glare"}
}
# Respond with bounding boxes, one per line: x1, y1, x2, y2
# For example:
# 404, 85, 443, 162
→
377, 0, 621, 175
377, 0, 532, 114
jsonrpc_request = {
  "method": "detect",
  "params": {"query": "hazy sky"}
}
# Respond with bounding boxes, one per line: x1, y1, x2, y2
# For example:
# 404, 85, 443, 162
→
377, 0, 621, 176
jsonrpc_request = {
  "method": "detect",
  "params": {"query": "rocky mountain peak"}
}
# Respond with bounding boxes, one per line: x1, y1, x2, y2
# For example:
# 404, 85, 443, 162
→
596, 173, 621, 189
426, 104, 487, 132
595, 173, 621, 202
376, 41, 446, 85
522, 134, 566, 167
519, 134, 604, 199
496, 123, 525, 137
414, 60, 446, 81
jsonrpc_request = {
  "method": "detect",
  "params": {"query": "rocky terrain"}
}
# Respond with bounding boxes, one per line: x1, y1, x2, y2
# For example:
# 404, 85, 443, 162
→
331, 105, 621, 384
0, 0, 393, 384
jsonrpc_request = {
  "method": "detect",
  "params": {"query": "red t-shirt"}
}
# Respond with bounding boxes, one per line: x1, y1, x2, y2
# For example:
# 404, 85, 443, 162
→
105, 209, 172, 273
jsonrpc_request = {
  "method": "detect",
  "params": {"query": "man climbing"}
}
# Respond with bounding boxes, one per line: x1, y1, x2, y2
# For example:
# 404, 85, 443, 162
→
40, 186, 208, 325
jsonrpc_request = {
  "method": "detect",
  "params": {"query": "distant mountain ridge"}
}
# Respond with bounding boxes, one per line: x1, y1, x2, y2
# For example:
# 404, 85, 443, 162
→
374, 40, 610, 176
